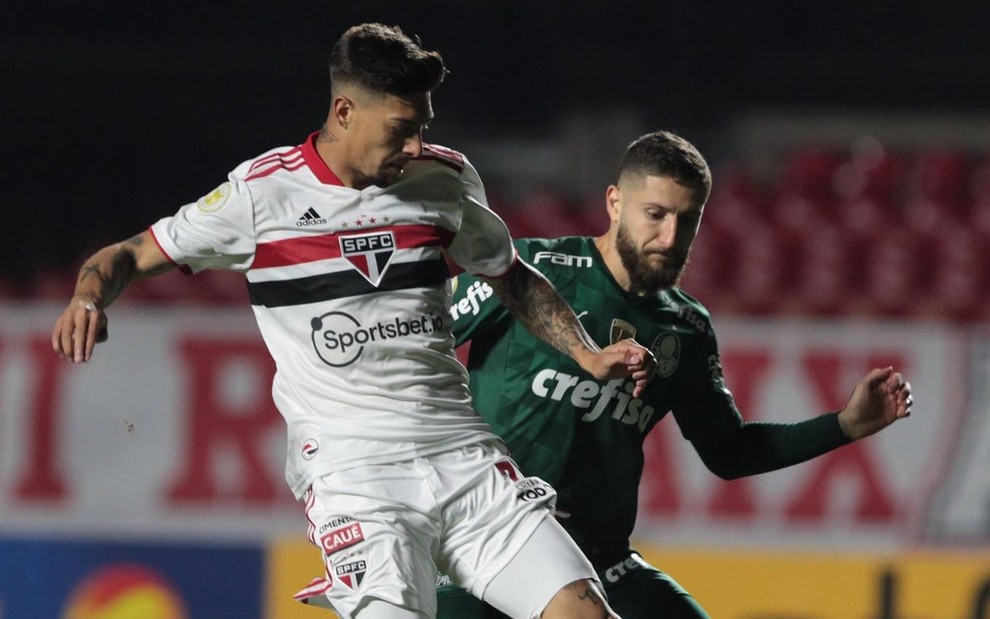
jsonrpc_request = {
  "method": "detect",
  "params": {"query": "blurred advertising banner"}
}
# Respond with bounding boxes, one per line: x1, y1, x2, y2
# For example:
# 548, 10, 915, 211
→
0, 302, 987, 554
0, 537, 263, 619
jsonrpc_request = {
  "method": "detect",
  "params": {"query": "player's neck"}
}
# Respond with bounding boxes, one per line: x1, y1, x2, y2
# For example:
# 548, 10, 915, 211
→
314, 127, 362, 189
594, 234, 633, 293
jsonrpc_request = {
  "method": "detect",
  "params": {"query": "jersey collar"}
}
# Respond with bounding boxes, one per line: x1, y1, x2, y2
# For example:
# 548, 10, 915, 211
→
301, 131, 345, 186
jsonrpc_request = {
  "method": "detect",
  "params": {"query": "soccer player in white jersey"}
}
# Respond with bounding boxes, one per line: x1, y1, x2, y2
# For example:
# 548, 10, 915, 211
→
51, 23, 654, 619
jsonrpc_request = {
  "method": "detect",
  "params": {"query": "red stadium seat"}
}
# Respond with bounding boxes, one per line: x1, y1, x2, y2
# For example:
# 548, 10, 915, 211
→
858, 225, 927, 318
791, 222, 858, 316
924, 222, 989, 321
723, 222, 797, 315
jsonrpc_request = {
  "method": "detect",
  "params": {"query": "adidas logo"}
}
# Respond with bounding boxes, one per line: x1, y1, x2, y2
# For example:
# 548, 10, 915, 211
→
296, 207, 327, 227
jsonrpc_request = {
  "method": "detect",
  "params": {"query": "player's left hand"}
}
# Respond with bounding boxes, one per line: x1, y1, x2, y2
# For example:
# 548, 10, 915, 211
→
591, 338, 656, 398
837, 367, 913, 441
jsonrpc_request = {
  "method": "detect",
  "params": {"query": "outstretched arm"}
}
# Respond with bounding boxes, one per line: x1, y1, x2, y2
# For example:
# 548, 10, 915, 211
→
482, 260, 655, 397
52, 230, 174, 363
691, 367, 913, 479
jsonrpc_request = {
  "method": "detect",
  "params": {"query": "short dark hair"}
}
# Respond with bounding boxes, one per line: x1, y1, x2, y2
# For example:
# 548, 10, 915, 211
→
617, 131, 712, 205
330, 23, 447, 96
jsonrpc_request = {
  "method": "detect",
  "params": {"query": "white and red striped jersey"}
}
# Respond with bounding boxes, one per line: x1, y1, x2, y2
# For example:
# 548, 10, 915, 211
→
150, 133, 516, 499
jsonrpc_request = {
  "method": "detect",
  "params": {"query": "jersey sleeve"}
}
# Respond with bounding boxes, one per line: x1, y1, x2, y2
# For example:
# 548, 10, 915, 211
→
449, 271, 511, 346
444, 159, 517, 278
669, 321, 744, 441
148, 176, 257, 273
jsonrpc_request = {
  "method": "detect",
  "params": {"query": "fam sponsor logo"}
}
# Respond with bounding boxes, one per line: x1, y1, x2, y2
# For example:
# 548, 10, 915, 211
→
320, 522, 365, 556
310, 310, 446, 367
449, 279, 495, 321
340, 230, 396, 286
532, 251, 593, 268
651, 332, 681, 378
335, 560, 368, 590
602, 553, 650, 583
531, 370, 656, 432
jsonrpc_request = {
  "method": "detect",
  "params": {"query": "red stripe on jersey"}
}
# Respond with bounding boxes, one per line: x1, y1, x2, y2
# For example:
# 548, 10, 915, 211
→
301, 131, 345, 186
244, 150, 307, 182
147, 226, 193, 275
245, 147, 302, 176
422, 143, 465, 166
252, 224, 455, 269
415, 144, 465, 173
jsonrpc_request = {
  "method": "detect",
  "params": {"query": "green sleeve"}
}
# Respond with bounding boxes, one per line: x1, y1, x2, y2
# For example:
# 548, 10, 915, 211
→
690, 413, 852, 479
449, 240, 533, 346
449, 271, 510, 347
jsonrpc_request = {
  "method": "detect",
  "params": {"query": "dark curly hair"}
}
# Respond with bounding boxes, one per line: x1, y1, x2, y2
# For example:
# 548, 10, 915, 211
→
330, 23, 448, 96
617, 131, 712, 206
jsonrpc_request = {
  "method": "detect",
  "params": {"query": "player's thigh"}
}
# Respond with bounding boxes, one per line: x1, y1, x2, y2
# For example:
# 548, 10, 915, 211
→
434, 444, 559, 595
305, 469, 440, 618
481, 515, 602, 619
604, 558, 710, 619
435, 585, 509, 619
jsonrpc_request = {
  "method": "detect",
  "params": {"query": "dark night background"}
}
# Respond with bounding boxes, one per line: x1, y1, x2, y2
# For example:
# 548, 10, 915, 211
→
2, 1, 989, 299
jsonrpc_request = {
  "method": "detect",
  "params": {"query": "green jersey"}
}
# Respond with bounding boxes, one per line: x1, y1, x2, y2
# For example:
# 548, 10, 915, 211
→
450, 236, 744, 555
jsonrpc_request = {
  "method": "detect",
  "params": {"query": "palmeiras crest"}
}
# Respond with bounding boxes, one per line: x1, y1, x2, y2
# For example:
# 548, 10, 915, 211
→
339, 231, 396, 286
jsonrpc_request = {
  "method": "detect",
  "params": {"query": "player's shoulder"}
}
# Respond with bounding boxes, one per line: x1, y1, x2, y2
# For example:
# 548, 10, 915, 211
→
411, 143, 468, 174
515, 236, 594, 262
663, 288, 716, 334
231, 141, 309, 183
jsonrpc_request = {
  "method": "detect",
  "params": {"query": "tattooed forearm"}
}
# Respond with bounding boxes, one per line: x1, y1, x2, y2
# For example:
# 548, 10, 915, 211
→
489, 262, 599, 359
78, 264, 108, 286
74, 244, 141, 307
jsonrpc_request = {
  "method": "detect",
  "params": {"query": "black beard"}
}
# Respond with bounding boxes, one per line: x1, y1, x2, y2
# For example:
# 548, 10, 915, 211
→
615, 224, 686, 294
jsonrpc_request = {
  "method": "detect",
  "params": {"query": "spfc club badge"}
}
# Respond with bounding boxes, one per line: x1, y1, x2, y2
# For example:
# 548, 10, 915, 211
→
340, 231, 396, 286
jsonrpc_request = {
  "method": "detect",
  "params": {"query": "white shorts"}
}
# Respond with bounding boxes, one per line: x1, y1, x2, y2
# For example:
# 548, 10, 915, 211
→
294, 441, 597, 618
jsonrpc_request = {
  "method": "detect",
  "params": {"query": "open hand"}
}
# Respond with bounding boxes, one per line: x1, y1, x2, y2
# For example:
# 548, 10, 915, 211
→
52, 297, 108, 363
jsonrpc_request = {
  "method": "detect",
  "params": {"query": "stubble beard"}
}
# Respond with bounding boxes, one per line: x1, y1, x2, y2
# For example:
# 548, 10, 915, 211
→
615, 223, 687, 294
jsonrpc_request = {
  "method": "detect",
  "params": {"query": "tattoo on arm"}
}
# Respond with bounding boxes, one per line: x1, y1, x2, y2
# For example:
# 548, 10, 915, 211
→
78, 264, 108, 286
569, 582, 610, 619
490, 263, 598, 358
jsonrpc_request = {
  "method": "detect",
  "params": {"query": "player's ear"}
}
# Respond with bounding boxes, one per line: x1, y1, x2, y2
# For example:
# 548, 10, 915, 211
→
606, 185, 622, 224
331, 94, 356, 130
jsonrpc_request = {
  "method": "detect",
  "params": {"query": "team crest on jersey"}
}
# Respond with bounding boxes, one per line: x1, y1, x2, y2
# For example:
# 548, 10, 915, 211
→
334, 560, 368, 590
339, 231, 396, 286
651, 332, 681, 377
610, 319, 638, 344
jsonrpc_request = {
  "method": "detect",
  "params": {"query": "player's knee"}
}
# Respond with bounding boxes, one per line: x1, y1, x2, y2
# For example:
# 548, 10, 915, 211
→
541, 578, 619, 619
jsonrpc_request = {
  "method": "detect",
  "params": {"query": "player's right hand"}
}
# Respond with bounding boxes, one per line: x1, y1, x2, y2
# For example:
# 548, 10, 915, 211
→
52, 297, 108, 363
591, 338, 656, 398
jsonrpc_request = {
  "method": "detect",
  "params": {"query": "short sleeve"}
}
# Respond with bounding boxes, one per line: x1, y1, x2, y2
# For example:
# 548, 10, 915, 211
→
149, 176, 257, 273
444, 160, 517, 278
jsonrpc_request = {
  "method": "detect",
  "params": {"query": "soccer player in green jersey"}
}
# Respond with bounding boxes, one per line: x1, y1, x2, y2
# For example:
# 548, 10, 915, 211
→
436, 130, 914, 619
